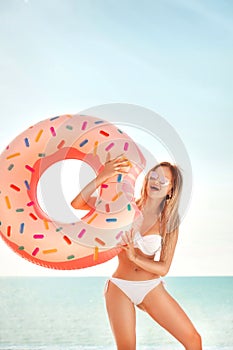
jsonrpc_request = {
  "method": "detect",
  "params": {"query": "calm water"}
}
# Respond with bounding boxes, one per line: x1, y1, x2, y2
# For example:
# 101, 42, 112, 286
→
0, 276, 232, 349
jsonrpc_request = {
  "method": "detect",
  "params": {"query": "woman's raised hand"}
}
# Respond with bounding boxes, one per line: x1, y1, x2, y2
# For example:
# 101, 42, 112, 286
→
72, 155, 130, 210
118, 229, 137, 262
100, 154, 131, 181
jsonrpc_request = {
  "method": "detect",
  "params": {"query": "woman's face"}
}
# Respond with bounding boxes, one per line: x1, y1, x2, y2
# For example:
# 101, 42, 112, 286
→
146, 166, 173, 200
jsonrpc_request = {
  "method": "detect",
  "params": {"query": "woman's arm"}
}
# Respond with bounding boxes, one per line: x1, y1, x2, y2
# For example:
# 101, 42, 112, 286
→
71, 155, 130, 210
71, 172, 107, 210
121, 228, 179, 276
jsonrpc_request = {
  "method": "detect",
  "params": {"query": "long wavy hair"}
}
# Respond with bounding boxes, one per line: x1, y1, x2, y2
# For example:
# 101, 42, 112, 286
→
136, 162, 183, 252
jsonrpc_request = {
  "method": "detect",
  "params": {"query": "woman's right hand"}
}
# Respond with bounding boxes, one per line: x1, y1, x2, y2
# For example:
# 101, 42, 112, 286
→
72, 154, 131, 210
99, 154, 131, 182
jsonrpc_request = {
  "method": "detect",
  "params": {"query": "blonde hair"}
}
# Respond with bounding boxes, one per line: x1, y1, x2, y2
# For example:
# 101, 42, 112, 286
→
136, 162, 183, 252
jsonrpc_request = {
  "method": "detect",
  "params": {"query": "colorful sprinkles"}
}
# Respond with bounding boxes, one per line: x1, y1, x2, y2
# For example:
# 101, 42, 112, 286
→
112, 192, 123, 202
117, 174, 122, 182
81, 121, 88, 130
99, 130, 109, 137
94, 246, 99, 260
106, 218, 117, 222
78, 229, 86, 238
79, 139, 88, 147
24, 180, 30, 190
101, 184, 108, 189
57, 140, 65, 149
50, 116, 60, 121
24, 138, 30, 147
63, 235, 72, 245
6, 152, 20, 159
29, 213, 37, 220
33, 234, 44, 239
10, 184, 20, 192
43, 248, 57, 254
43, 219, 49, 230
115, 230, 123, 240
93, 141, 98, 156
124, 142, 129, 151
105, 142, 114, 152
19, 223, 25, 234
67, 255, 75, 260
5, 196, 11, 209
7, 226, 11, 237
8, 164, 14, 171
32, 247, 39, 256
35, 129, 43, 142
25, 165, 35, 172
87, 213, 98, 224
95, 237, 105, 246
50, 126, 56, 137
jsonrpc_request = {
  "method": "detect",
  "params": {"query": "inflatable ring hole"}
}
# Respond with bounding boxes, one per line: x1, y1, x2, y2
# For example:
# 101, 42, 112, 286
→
37, 159, 98, 223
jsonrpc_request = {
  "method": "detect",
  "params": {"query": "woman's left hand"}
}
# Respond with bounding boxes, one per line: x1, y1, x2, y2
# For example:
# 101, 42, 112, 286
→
119, 229, 137, 262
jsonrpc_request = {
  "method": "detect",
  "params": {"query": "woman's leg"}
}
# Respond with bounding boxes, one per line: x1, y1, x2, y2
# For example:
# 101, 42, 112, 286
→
139, 282, 202, 350
104, 280, 136, 350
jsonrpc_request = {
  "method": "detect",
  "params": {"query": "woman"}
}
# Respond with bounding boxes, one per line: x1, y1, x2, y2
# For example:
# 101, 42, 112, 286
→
71, 155, 202, 350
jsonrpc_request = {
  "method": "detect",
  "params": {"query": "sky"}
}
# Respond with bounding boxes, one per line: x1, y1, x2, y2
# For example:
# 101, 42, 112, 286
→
0, 0, 232, 277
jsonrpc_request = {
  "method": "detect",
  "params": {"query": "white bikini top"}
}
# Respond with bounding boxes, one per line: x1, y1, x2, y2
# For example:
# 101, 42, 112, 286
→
134, 231, 162, 261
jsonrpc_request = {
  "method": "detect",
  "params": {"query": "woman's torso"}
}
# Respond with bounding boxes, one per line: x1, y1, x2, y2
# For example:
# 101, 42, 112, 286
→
112, 215, 163, 281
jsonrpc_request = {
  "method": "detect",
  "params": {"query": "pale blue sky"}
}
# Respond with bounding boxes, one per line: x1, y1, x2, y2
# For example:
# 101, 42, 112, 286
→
0, 0, 232, 276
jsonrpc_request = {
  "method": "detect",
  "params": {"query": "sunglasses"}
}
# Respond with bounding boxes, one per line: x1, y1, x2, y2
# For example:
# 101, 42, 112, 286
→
149, 170, 170, 186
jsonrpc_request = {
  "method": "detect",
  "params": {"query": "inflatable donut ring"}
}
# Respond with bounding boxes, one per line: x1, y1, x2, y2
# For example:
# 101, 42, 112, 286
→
0, 114, 145, 269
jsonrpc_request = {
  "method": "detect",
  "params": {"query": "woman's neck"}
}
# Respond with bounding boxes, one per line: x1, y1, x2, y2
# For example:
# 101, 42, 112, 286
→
142, 197, 164, 216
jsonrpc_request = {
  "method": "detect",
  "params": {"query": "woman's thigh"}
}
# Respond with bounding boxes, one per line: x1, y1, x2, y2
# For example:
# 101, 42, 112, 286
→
104, 280, 136, 350
140, 282, 202, 348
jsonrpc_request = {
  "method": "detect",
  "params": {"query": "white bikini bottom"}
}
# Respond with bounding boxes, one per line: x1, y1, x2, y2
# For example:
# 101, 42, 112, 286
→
105, 277, 165, 305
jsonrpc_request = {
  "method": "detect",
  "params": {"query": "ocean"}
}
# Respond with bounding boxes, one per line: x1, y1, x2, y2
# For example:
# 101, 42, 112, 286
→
0, 276, 232, 349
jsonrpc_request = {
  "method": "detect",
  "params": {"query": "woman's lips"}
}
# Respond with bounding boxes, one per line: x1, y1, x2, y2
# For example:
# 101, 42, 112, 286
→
150, 185, 160, 191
